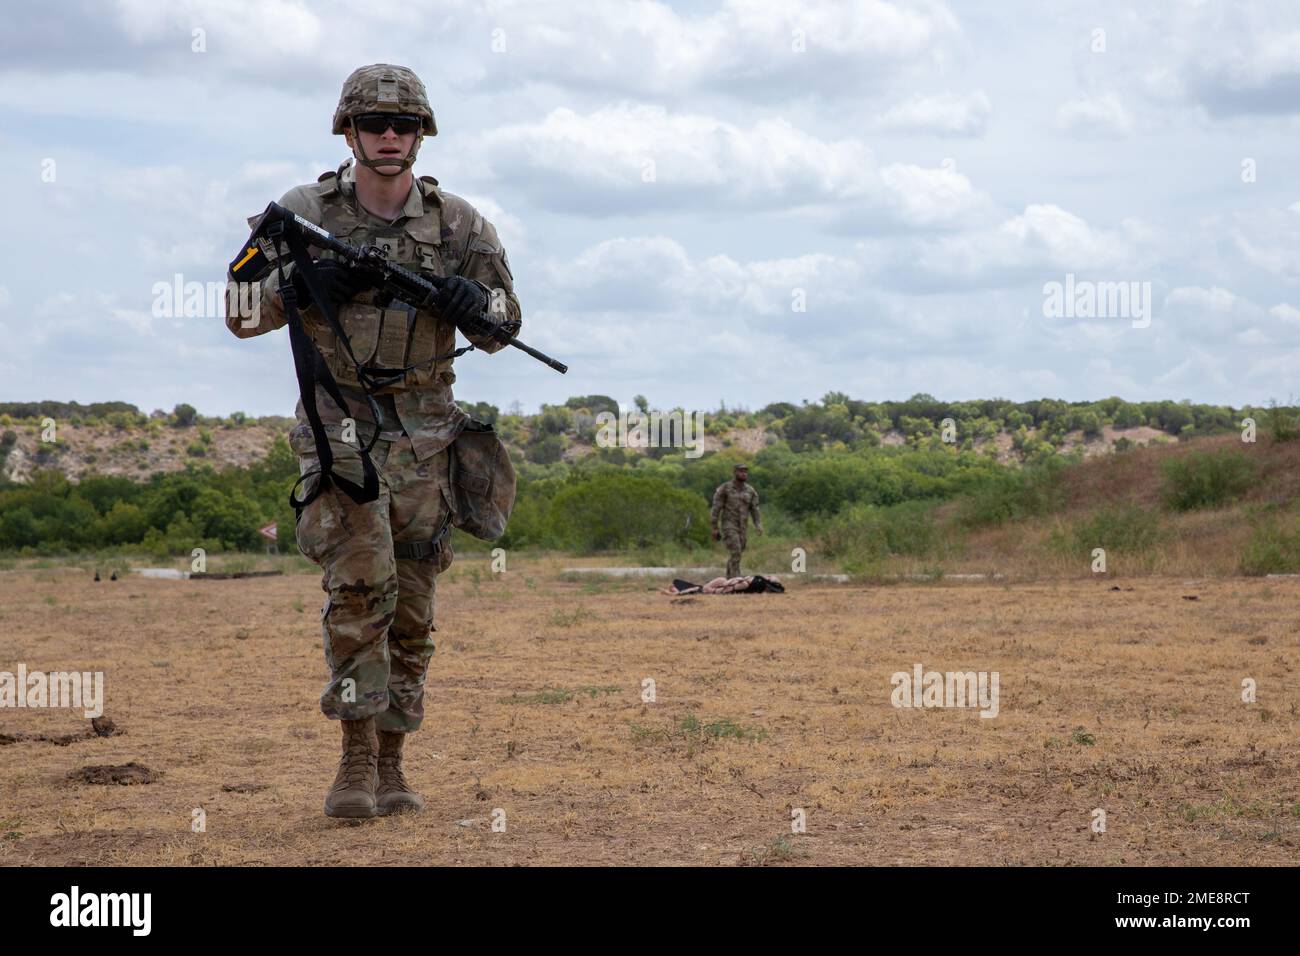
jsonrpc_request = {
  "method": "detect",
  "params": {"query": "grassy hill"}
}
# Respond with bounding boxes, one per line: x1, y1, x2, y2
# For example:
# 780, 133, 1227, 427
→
4, 392, 1280, 484
873, 433, 1300, 580
1, 395, 1297, 580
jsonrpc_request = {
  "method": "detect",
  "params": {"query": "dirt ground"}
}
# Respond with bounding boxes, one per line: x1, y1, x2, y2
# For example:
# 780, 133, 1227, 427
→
1, 563, 1297, 866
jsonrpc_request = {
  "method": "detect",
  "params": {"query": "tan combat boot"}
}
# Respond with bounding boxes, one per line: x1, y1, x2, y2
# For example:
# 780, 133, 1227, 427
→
376, 731, 425, 815
324, 717, 378, 819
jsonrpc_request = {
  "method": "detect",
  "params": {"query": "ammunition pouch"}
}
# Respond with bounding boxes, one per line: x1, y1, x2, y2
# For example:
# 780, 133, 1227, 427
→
447, 419, 515, 540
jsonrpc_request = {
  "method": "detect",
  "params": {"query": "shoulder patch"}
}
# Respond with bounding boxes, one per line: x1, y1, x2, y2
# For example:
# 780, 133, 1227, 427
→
314, 170, 340, 199
419, 175, 442, 207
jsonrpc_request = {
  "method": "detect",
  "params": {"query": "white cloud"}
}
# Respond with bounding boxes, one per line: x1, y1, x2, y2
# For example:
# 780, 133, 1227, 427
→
873, 90, 992, 136
1074, 1, 1300, 119
1270, 303, 1300, 324
4, 0, 1299, 414
539, 235, 864, 326
1152, 351, 1233, 392
1231, 210, 1300, 281
460, 194, 528, 253
114, 0, 324, 56
1167, 286, 1237, 312
1056, 94, 1135, 138
449, 0, 963, 100
480, 104, 991, 228
897, 204, 1150, 288
1162, 286, 1250, 340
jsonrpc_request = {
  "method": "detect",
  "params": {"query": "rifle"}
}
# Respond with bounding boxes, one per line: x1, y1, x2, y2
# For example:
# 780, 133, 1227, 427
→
228, 201, 563, 515
231, 201, 567, 373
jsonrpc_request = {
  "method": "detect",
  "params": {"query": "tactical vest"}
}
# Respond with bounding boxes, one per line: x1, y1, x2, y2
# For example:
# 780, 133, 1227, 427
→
307, 169, 453, 390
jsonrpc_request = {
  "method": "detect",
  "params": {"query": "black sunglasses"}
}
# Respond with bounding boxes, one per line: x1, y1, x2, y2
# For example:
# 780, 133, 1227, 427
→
352, 113, 422, 136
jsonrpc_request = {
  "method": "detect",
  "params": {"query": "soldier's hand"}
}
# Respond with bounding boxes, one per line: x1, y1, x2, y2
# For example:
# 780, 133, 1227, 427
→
711, 529, 720, 541
435, 276, 492, 335
755, 528, 763, 536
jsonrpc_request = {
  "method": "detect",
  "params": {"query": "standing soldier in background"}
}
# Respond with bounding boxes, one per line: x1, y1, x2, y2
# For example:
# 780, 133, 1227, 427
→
711, 464, 762, 578
223, 64, 521, 819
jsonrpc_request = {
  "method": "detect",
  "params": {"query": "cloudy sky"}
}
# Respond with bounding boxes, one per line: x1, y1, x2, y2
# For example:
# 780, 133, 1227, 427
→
3, 0, 1300, 416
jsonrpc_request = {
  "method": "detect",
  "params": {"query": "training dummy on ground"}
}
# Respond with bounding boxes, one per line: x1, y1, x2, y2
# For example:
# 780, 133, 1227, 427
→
661, 575, 785, 595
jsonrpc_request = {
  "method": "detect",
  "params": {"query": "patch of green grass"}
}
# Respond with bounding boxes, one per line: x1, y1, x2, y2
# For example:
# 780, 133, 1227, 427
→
820, 499, 947, 567
1176, 795, 1273, 823
498, 684, 618, 706
1053, 503, 1163, 556
1268, 400, 1298, 442
628, 714, 769, 747
678, 714, 768, 742
1071, 728, 1096, 746
1240, 513, 1300, 575
748, 836, 795, 865
956, 459, 1066, 529
547, 606, 598, 627
501, 687, 573, 705
1161, 449, 1258, 511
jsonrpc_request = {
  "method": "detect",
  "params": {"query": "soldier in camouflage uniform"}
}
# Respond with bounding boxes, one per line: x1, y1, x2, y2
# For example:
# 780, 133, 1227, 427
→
223, 64, 521, 819
711, 464, 762, 578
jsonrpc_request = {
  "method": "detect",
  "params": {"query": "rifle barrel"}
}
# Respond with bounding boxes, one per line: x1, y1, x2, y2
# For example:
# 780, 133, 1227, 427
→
271, 203, 566, 374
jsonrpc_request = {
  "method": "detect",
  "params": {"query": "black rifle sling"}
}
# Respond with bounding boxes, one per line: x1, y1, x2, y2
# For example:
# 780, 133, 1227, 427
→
273, 229, 382, 515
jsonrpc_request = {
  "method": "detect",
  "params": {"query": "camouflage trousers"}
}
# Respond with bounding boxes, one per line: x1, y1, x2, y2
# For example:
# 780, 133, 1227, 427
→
720, 525, 747, 578
292, 430, 453, 734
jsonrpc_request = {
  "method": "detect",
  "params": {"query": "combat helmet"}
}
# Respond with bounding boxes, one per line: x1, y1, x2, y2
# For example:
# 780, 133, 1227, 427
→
332, 64, 436, 175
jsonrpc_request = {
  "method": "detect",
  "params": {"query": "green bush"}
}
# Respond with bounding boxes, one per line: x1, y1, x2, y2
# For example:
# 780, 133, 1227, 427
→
548, 474, 709, 551
1161, 450, 1257, 511
1240, 515, 1300, 575
957, 460, 1064, 528
818, 500, 943, 564
525, 433, 563, 464
0, 506, 40, 549
172, 403, 198, 428
1268, 402, 1297, 442
101, 501, 148, 545
1055, 503, 1162, 555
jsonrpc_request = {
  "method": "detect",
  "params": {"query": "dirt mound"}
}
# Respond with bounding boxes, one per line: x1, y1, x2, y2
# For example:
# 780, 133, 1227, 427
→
68, 762, 161, 786
1, 730, 87, 746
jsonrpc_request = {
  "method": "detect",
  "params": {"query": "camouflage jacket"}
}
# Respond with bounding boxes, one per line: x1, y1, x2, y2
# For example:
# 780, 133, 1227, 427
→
711, 480, 761, 531
224, 160, 521, 461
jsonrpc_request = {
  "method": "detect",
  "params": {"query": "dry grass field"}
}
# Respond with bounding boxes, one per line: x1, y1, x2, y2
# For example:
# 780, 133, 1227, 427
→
1, 561, 1298, 866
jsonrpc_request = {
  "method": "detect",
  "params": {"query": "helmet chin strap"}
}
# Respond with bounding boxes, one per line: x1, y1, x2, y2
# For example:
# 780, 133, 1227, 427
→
352, 129, 422, 176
